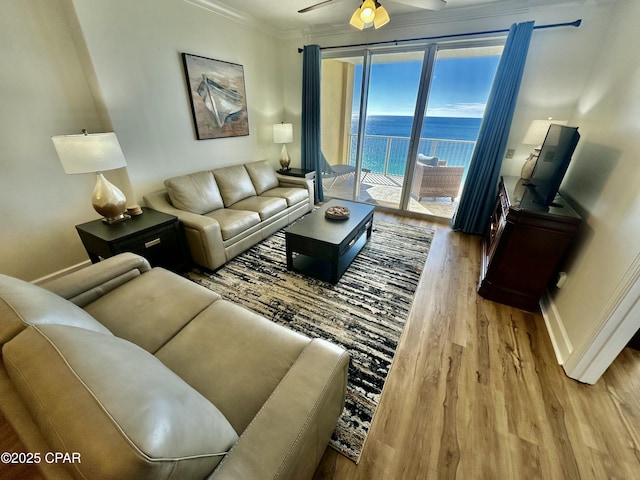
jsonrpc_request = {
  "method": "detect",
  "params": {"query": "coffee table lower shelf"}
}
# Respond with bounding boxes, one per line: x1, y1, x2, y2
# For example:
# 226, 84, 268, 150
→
288, 232, 367, 283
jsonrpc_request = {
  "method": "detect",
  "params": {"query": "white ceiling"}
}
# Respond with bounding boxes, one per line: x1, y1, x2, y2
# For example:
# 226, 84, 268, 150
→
184, 0, 586, 37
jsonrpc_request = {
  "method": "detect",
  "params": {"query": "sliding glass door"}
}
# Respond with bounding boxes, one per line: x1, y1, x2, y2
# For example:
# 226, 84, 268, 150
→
321, 43, 502, 219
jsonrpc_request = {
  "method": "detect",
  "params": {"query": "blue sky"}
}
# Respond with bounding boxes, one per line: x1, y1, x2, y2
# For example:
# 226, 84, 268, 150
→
353, 55, 501, 117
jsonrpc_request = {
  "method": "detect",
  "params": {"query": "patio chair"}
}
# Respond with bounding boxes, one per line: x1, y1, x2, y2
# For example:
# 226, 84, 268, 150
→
411, 159, 464, 202
321, 153, 370, 190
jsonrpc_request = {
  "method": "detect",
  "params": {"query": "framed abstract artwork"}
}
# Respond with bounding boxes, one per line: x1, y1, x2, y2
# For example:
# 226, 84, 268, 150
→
182, 53, 249, 140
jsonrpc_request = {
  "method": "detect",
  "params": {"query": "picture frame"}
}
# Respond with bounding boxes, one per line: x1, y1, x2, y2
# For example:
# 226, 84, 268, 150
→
182, 53, 249, 140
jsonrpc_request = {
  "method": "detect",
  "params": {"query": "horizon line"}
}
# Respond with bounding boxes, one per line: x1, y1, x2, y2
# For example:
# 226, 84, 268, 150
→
352, 114, 483, 118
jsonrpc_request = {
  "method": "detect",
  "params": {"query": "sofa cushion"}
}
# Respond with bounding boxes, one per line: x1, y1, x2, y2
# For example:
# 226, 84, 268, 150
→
417, 154, 439, 166
261, 187, 309, 207
155, 300, 310, 434
244, 160, 280, 194
230, 196, 287, 221
206, 208, 261, 241
0, 274, 111, 346
164, 170, 224, 214
3, 324, 238, 480
84, 268, 220, 353
213, 165, 257, 207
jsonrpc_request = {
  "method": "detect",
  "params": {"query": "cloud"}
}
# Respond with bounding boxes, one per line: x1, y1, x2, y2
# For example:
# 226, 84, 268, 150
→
362, 102, 488, 118
426, 102, 487, 118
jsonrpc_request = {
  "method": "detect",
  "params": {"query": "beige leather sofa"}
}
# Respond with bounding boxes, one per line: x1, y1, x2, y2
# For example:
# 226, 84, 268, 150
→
144, 160, 314, 270
0, 253, 349, 480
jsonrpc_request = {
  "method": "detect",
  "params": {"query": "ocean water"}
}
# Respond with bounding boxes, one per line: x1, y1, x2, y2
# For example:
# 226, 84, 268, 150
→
353, 115, 482, 140
348, 115, 482, 175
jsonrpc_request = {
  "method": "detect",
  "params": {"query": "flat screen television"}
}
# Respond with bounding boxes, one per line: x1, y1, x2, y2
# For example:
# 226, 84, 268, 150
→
529, 124, 580, 206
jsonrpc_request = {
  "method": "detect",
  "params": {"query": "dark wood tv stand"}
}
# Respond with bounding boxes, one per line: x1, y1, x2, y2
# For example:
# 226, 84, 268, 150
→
478, 176, 581, 311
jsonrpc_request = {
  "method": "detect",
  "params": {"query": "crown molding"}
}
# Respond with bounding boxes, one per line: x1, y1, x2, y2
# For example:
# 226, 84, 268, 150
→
299, 0, 594, 41
183, 0, 606, 42
300, 2, 529, 39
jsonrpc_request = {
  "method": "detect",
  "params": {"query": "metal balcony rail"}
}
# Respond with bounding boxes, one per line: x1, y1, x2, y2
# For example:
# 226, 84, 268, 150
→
348, 134, 476, 180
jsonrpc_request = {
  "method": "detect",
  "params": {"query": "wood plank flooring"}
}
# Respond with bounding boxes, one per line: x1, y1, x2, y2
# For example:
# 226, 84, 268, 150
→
313, 213, 640, 479
2, 213, 640, 480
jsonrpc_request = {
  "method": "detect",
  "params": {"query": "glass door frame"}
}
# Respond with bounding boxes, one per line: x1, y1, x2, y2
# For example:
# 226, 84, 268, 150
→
322, 38, 504, 213
398, 45, 437, 212
324, 44, 435, 205
351, 49, 372, 201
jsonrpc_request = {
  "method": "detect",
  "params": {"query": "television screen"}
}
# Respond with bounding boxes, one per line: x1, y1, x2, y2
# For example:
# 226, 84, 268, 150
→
530, 124, 580, 206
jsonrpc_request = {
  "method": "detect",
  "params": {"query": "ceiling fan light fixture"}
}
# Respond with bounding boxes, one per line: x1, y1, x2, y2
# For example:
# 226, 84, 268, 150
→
373, 3, 390, 29
349, 0, 390, 30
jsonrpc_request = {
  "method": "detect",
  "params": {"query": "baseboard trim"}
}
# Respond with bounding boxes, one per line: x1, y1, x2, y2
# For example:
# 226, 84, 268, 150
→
32, 260, 92, 285
539, 290, 573, 365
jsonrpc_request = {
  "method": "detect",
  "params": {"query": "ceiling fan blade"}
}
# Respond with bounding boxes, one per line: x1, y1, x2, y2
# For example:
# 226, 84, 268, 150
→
391, 0, 447, 11
298, 0, 337, 14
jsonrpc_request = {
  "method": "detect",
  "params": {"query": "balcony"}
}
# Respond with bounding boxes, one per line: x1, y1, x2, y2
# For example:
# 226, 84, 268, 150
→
323, 134, 476, 219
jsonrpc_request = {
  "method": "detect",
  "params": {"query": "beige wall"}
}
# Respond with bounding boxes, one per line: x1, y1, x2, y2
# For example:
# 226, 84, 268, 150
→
0, 0, 285, 280
70, 0, 285, 200
547, 0, 640, 370
0, 0, 108, 280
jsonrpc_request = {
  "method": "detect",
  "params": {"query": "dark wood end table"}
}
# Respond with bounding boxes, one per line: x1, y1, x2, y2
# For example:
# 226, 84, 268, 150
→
75, 208, 190, 271
277, 167, 316, 191
277, 167, 316, 180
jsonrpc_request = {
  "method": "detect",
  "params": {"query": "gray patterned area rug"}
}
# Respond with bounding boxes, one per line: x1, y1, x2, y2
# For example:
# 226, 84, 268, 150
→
187, 219, 434, 463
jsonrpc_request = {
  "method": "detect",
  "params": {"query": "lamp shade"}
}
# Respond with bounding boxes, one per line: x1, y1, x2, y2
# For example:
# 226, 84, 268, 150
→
52, 132, 127, 174
273, 123, 293, 144
349, 8, 366, 29
522, 119, 568, 146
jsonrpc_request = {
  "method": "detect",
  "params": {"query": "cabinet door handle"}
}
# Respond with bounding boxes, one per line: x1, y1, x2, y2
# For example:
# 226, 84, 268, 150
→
145, 238, 161, 248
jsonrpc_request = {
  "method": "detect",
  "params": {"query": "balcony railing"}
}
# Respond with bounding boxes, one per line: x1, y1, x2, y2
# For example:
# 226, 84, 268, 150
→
348, 134, 476, 182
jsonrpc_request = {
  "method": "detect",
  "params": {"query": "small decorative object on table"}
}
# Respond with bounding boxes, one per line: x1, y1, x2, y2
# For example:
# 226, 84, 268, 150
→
325, 205, 350, 220
127, 204, 143, 216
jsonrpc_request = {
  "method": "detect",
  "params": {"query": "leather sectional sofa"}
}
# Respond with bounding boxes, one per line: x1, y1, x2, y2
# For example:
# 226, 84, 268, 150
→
0, 253, 349, 480
144, 160, 313, 270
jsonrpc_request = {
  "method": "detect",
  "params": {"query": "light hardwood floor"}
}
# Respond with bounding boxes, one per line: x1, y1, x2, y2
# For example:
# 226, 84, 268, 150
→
314, 214, 640, 479
2, 213, 640, 480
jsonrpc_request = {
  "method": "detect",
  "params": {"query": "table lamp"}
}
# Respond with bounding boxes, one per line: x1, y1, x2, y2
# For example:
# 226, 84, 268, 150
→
520, 118, 567, 179
273, 122, 293, 170
52, 130, 130, 223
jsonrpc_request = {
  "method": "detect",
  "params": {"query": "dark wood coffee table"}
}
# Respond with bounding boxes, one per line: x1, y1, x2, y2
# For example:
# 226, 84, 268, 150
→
285, 199, 375, 283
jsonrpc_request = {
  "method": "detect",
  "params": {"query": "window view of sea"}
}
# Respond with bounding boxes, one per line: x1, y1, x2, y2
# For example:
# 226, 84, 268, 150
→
349, 115, 482, 176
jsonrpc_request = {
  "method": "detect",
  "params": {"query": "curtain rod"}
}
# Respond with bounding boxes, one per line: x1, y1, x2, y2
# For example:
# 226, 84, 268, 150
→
297, 19, 581, 53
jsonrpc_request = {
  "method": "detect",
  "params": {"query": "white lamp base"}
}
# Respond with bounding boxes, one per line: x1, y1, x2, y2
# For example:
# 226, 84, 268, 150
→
279, 144, 291, 170
92, 172, 129, 223
520, 148, 541, 179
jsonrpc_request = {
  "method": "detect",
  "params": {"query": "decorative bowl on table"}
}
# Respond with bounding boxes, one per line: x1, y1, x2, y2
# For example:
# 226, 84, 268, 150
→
325, 205, 350, 220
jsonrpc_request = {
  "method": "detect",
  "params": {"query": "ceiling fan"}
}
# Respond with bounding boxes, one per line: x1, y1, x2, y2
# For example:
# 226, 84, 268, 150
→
298, 0, 447, 15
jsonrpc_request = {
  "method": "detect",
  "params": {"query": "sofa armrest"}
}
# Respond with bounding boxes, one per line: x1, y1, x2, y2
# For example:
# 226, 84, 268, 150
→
143, 190, 214, 228
144, 190, 226, 270
275, 174, 315, 209
209, 339, 349, 480
40, 253, 151, 307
